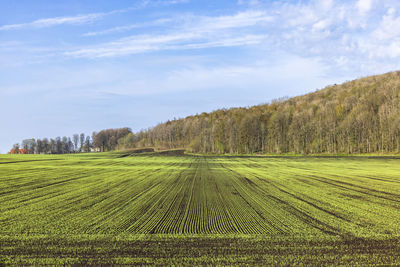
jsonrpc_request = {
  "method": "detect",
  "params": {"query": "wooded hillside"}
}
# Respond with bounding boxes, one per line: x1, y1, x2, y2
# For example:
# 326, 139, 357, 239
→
126, 71, 400, 154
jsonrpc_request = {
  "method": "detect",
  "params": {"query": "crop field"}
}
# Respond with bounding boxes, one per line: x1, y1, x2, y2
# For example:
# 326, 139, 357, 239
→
1, 152, 400, 265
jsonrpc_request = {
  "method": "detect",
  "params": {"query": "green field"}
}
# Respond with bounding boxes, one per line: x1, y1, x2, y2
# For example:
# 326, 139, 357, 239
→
1, 152, 400, 265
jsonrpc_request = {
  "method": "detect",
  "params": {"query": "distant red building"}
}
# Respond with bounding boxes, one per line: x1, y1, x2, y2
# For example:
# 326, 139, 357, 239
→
9, 148, 29, 154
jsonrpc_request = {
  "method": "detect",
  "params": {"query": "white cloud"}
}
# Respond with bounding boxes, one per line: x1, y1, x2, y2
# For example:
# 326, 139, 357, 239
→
0, 13, 106, 31
67, 10, 271, 58
249, 0, 400, 74
66, 33, 194, 58
312, 19, 331, 31
319, 0, 334, 11
372, 8, 400, 40
66, 32, 267, 58
195, 10, 272, 31
83, 10, 272, 37
0, 0, 188, 31
356, 0, 373, 14
83, 19, 172, 37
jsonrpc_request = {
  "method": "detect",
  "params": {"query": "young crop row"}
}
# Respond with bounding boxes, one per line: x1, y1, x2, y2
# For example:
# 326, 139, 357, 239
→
1, 154, 400, 237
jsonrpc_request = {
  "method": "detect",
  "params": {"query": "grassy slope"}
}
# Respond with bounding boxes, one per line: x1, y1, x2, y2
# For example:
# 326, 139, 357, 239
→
1, 153, 400, 264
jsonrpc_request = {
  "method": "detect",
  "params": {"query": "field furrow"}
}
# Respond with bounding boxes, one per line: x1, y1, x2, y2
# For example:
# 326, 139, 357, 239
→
1, 153, 400, 265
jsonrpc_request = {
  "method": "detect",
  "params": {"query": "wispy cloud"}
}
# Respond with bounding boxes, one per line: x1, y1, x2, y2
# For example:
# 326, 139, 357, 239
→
68, 10, 271, 58
0, 0, 189, 31
0, 13, 107, 31
82, 18, 172, 37
194, 10, 272, 31
0, 0, 188, 31
66, 33, 267, 58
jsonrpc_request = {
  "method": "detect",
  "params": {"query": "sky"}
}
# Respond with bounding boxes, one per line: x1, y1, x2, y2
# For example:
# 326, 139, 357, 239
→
1, 0, 400, 153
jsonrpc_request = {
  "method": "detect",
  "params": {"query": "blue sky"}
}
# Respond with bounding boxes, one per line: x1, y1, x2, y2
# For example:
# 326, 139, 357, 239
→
1, 0, 400, 153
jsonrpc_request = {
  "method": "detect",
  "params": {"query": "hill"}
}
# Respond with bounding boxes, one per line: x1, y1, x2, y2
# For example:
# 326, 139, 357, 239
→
124, 71, 400, 154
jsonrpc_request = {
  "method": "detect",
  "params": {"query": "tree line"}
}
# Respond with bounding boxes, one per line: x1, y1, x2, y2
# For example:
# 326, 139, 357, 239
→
11, 133, 92, 154
10, 128, 132, 154
119, 71, 400, 154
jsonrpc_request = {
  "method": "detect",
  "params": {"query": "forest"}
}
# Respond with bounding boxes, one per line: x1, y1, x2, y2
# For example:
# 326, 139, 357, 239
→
10, 71, 400, 155
126, 71, 400, 154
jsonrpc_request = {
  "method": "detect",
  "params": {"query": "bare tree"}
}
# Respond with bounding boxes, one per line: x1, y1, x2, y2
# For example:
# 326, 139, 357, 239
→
80, 133, 85, 152
73, 134, 79, 152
